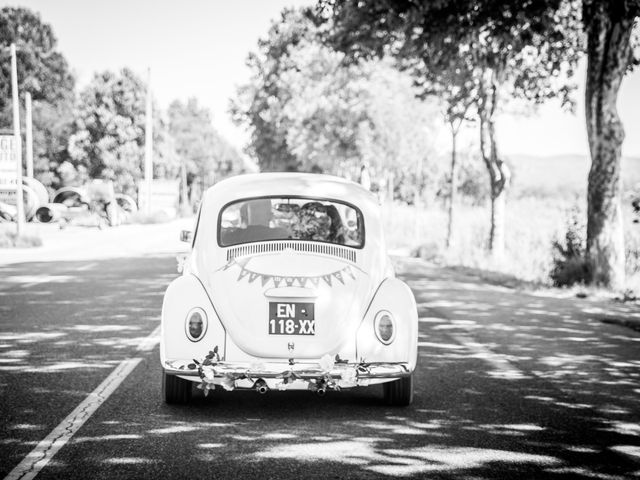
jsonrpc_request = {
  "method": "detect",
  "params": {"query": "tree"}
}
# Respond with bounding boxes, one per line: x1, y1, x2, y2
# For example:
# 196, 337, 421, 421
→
168, 98, 244, 209
282, 42, 439, 185
0, 7, 75, 188
232, 7, 441, 201
68, 68, 178, 197
230, 8, 316, 172
414, 66, 476, 247
583, 0, 639, 289
31, 100, 75, 188
319, 0, 582, 258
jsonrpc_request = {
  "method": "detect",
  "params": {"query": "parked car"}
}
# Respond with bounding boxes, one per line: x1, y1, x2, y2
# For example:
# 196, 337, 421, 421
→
161, 173, 418, 405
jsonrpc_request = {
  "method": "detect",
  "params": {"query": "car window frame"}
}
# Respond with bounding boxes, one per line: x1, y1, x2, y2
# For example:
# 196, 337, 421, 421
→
216, 195, 366, 249
191, 202, 202, 248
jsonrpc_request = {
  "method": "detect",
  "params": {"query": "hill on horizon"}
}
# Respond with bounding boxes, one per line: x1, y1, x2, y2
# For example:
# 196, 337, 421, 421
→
506, 154, 640, 197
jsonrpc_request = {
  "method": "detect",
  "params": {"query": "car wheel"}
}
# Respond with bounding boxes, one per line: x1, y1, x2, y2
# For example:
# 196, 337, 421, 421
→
162, 372, 192, 404
383, 374, 414, 406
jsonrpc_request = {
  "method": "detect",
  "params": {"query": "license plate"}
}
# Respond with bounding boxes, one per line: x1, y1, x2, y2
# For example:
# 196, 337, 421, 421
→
268, 302, 315, 335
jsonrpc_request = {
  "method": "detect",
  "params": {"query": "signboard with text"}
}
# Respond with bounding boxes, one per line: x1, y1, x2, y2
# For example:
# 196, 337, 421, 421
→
138, 179, 179, 217
0, 135, 18, 203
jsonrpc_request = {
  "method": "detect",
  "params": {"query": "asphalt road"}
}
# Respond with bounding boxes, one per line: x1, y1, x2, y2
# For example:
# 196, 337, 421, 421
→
1, 255, 639, 479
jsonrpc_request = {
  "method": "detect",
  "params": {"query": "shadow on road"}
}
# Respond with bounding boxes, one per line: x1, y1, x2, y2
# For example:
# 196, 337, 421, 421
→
2, 256, 639, 479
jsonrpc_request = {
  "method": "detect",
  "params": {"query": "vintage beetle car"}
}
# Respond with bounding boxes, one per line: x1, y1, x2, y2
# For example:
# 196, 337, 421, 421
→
161, 173, 418, 405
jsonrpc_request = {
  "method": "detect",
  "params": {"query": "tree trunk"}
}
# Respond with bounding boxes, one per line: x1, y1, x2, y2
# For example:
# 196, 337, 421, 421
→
583, 4, 633, 290
478, 70, 510, 259
446, 126, 458, 249
387, 170, 395, 204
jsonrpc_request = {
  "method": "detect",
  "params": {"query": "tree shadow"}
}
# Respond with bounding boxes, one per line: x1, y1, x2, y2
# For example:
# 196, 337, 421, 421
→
0, 256, 176, 472
2, 255, 640, 479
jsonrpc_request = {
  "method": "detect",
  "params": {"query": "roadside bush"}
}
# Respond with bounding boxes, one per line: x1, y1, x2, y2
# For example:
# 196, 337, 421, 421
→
550, 206, 590, 287
411, 240, 443, 263
454, 154, 490, 206
0, 230, 43, 248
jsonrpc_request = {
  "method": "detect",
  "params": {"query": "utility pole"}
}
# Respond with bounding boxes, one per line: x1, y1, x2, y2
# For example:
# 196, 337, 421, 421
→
144, 68, 153, 214
25, 92, 33, 178
414, 154, 423, 241
10, 43, 25, 235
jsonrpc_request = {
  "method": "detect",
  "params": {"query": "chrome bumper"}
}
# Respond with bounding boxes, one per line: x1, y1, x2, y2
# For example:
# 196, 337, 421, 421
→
163, 359, 411, 380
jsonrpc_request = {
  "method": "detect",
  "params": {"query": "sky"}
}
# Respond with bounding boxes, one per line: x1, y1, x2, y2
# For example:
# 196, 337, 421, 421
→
2, 0, 640, 158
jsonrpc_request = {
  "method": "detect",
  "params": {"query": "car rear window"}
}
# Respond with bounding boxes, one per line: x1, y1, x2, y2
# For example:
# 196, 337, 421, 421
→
218, 197, 364, 248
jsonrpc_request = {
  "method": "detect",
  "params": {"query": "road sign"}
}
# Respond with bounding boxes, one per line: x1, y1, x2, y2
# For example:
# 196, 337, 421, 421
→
138, 179, 179, 217
0, 134, 18, 194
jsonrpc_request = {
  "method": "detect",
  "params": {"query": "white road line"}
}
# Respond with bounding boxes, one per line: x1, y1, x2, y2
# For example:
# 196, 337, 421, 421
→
74, 262, 98, 272
451, 334, 526, 379
4, 358, 142, 480
4, 323, 161, 480
136, 324, 161, 352
19, 277, 60, 290
17, 263, 98, 289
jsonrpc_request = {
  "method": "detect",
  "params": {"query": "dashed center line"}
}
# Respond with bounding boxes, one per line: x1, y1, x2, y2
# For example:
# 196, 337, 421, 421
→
136, 325, 161, 352
73, 262, 98, 272
4, 324, 161, 480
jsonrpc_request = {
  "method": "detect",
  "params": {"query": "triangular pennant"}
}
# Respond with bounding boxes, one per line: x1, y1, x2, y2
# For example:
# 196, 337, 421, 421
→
344, 265, 356, 279
248, 272, 260, 283
273, 276, 283, 288
222, 259, 236, 271
309, 277, 320, 287
322, 274, 333, 286
237, 267, 250, 281
285, 277, 295, 287
333, 271, 344, 284
296, 277, 308, 288
260, 274, 271, 287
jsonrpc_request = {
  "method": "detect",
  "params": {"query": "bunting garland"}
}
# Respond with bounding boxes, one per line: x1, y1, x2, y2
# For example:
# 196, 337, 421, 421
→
219, 258, 357, 289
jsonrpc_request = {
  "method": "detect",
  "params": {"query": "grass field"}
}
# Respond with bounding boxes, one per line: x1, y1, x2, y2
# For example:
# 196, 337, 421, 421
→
0, 227, 43, 248
381, 153, 640, 290
382, 193, 640, 291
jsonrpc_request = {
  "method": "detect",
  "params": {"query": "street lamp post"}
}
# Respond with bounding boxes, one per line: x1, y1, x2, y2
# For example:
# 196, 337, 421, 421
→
25, 92, 34, 178
10, 43, 25, 235
144, 68, 153, 215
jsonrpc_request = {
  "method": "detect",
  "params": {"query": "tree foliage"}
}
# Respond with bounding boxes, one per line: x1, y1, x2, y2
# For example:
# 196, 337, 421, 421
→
0, 7, 74, 113
231, 8, 316, 172
168, 98, 245, 205
31, 100, 75, 187
0, 7, 76, 189
318, 0, 583, 255
68, 68, 178, 196
232, 7, 441, 201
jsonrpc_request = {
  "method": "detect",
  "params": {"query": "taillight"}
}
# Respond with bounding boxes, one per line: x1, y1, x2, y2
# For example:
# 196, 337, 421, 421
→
374, 311, 395, 344
185, 308, 207, 342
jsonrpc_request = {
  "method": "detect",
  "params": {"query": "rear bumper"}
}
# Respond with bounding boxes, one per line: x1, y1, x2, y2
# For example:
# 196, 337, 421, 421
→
163, 359, 411, 382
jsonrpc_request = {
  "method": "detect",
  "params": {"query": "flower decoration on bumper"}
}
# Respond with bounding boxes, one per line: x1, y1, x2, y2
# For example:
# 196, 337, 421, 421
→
191, 349, 366, 395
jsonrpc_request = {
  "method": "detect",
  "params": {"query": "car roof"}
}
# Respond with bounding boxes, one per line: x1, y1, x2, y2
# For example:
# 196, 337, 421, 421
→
204, 172, 378, 208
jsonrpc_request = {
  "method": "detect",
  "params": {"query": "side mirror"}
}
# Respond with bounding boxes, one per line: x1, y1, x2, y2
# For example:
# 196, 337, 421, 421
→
180, 230, 193, 243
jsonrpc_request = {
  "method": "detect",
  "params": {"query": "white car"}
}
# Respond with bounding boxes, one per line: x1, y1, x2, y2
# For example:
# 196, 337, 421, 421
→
161, 173, 418, 405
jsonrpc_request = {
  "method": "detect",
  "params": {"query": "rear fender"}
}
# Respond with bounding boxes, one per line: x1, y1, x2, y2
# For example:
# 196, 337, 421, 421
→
356, 278, 418, 370
160, 274, 226, 366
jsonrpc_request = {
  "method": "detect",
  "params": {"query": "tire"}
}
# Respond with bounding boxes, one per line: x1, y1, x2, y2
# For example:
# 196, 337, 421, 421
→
162, 371, 192, 404
383, 373, 414, 406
